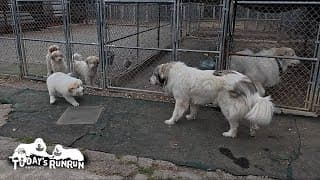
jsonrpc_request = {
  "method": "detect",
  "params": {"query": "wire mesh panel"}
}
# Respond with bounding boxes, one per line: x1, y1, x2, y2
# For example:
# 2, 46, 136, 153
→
229, 1, 320, 114
104, 1, 174, 92
176, 2, 222, 70
16, 0, 66, 77
0, 1, 20, 75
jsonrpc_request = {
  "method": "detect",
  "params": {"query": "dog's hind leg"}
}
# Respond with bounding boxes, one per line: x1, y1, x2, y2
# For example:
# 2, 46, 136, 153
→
222, 117, 239, 138
249, 122, 259, 137
48, 89, 56, 104
165, 99, 189, 125
186, 103, 198, 120
220, 104, 239, 138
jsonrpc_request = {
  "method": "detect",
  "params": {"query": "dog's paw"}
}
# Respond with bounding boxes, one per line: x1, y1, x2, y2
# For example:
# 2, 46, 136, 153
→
185, 114, 196, 120
164, 119, 175, 125
49, 97, 56, 104
72, 102, 80, 107
222, 131, 237, 138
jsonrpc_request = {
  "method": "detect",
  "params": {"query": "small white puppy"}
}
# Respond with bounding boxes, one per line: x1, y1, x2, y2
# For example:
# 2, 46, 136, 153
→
46, 45, 68, 76
47, 72, 84, 107
73, 53, 99, 86
150, 62, 274, 138
51, 144, 84, 161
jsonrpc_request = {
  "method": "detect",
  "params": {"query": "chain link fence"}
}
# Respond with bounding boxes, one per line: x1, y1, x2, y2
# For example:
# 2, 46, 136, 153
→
0, 0, 319, 116
228, 1, 320, 115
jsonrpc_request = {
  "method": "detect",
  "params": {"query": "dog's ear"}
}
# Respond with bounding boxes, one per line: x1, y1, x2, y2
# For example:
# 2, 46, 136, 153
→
68, 82, 78, 93
48, 45, 59, 53
86, 56, 99, 65
158, 63, 172, 79
274, 47, 296, 57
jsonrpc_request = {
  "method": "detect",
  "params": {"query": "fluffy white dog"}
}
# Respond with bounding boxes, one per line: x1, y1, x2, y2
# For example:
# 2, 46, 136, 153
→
230, 47, 300, 95
72, 53, 99, 86
150, 62, 274, 138
10, 138, 49, 159
47, 72, 84, 107
51, 144, 84, 161
46, 45, 68, 76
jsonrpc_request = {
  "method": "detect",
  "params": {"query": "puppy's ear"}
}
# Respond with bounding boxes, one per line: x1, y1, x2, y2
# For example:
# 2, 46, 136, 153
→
68, 82, 78, 93
48, 45, 60, 53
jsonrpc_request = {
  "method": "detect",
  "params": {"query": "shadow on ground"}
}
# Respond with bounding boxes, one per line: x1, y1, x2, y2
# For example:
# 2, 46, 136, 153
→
0, 86, 319, 179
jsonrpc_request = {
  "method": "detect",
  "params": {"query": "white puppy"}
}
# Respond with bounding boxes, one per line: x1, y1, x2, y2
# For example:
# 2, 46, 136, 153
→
46, 45, 68, 76
150, 62, 274, 138
47, 72, 84, 107
51, 144, 84, 161
10, 138, 49, 159
72, 53, 99, 86
230, 47, 300, 95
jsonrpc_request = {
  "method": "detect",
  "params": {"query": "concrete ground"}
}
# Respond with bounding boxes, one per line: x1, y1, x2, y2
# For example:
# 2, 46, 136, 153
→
0, 79, 319, 179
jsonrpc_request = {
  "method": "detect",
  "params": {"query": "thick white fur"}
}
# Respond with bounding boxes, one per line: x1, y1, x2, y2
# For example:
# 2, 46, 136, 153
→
73, 53, 99, 86
51, 144, 84, 161
46, 45, 68, 76
10, 138, 49, 161
47, 72, 84, 107
150, 62, 274, 138
230, 47, 300, 95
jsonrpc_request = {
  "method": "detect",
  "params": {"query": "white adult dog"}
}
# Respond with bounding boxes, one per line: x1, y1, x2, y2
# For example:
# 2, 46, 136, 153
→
72, 53, 99, 86
150, 62, 274, 138
46, 45, 68, 76
230, 47, 300, 95
10, 138, 49, 159
47, 72, 84, 107
51, 144, 84, 161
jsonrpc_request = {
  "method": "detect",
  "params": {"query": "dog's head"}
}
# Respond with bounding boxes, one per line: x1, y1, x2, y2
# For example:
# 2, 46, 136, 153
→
273, 47, 300, 67
52, 144, 63, 157
68, 79, 84, 96
51, 51, 64, 62
85, 56, 99, 69
48, 45, 60, 54
33, 138, 46, 152
150, 63, 173, 86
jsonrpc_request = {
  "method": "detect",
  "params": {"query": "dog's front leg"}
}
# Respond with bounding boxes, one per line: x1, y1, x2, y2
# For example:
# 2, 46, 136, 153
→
64, 96, 79, 107
165, 99, 189, 125
186, 103, 198, 120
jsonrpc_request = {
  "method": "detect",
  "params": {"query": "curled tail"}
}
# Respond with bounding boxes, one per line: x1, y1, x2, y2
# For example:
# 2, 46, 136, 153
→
72, 53, 83, 61
245, 95, 274, 125
232, 78, 274, 125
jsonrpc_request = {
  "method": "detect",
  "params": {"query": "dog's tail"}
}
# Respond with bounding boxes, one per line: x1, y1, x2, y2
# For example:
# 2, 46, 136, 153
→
232, 79, 274, 125
245, 95, 274, 125
72, 53, 83, 61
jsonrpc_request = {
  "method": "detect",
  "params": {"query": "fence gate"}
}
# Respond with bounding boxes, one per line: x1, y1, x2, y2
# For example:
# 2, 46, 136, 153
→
100, 0, 227, 94
1, 0, 320, 116
227, 1, 320, 116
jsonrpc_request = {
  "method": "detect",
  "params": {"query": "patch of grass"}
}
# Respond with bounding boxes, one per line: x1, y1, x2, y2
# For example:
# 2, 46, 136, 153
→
16, 137, 35, 144
138, 166, 155, 176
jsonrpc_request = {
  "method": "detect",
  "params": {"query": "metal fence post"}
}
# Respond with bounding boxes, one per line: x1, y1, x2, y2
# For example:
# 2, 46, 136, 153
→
62, 0, 72, 73
10, 0, 26, 77
136, 3, 140, 60
311, 24, 320, 112
171, 0, 179, 61
96, 0, 107, 88
157, 4, 161, 48
218, 0, 231, 70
